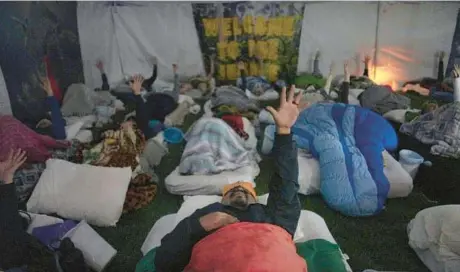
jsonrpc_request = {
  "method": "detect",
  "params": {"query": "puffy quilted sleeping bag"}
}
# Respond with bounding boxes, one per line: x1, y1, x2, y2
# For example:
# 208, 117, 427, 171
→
292, 103, 397, 216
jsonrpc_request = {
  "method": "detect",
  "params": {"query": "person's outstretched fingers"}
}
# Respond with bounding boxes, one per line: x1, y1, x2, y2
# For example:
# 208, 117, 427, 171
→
294, 91, 302, 105
266, 106, 278, 119
280, 87, 287, 104
288, 85, 296, 102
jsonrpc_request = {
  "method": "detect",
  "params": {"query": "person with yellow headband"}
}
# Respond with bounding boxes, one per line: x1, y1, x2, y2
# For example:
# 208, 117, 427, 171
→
155, 86, 304, 272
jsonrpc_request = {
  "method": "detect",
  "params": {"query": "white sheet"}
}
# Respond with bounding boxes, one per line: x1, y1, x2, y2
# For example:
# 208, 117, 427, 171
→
297, 2, 459, 87
408, 205, 460, 272
77, 2, 124, 90
297, 150, 413, 198
298, 2, 378, 75
376, 2, 458, 85
78, 2, 205, 90
165, 164, 259, 196
0, 66, 12, 115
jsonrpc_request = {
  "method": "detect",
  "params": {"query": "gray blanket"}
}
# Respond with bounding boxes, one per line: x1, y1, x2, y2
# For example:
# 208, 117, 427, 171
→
400, 102, 460, 158
210, 85, 260, 113
360, 85, 410, 114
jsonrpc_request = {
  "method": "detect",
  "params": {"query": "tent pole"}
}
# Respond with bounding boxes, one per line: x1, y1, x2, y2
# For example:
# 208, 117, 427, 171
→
373, 1, 381, 80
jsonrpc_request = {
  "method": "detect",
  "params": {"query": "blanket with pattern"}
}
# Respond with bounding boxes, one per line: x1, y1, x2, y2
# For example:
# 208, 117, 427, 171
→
179, 117, 258, 175
400, 102, 460, 158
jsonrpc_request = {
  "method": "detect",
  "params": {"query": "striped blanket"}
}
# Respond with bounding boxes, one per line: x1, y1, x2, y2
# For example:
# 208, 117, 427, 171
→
400, 102, 460, 158
179, 117, 256, 175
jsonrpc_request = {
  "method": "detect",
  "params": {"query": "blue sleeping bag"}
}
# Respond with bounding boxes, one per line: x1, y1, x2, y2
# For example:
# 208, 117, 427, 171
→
291, 103, 397, 216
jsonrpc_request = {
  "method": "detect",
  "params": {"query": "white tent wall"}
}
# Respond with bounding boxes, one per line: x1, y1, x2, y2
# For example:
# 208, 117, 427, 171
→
77, 1, 459, 90
77, 2, 124, 90
0, 66, 12, 115
298, 2, 459, 89
77, 2, 205, 90
297, 2, 378, 76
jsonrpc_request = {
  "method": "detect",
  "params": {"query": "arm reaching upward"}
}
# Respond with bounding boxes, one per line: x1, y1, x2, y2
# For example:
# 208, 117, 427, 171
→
143, 57, 158, 91
41, 77, 66, 140
324, 61, 335, 93
264, 86, 301, 237
340, 61, 350, 104
130, 75, 152, 139
96, 60, 110, 91
363, 55, 371, 77
207, 55, 215, 79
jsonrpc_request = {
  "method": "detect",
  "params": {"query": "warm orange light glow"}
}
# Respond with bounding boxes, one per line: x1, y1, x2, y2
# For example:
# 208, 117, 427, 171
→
368, 63, 399, 91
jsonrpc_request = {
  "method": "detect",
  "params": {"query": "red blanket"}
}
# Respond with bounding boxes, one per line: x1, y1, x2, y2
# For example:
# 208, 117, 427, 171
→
185, 222, 307, 272
0, 115, 69, 163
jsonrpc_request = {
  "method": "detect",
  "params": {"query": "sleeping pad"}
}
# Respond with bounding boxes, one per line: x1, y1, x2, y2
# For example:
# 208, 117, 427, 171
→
292, 103, 397, 216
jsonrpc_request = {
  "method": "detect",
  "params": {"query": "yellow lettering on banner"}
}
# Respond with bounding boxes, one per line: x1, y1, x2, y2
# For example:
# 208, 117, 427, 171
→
267, 64, 280, 81
218, 64, 226, 80
249, 61, 259, 76
242, 16, 253, 34
226, 63, 238, 80
248, 39, 256, 57
255, 40, 268, 60
232, 17, 242, 36
266, 17, 283, 36
217, 42, 227, 60
222, 18, 233, 37
226, 41, 240, 60
203, 18, 218, 37
254, 16, 267, 36
282, 16, 295, 37
267, 39, 280, 61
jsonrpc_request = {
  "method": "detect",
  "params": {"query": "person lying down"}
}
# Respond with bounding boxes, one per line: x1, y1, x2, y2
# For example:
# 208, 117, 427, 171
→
155, 87, 307, 272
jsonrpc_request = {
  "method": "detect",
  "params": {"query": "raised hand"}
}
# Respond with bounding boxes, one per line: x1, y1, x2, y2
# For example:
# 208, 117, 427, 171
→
439, 51, 445, 60
40, 76, 53, 96
0, 149, 27, 185
129, 74, 144, 95
453, 64, 460, 78
266, 85, 302, 135
96, 60, 104, 72
315, 50, 321, 60
148, 56, 158, 67
237, 61, 245, 71
344, 60, 350, 81
329, 61, 336, 75
172, 63, 178, 74
199, 212, 239, 232
363, 55, 371, 65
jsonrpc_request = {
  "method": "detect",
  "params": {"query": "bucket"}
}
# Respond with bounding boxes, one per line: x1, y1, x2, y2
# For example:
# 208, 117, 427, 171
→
163, 127, 184, 144
399, 149, 424, 179
261, 125, 276, 155
63, 221, 117, 272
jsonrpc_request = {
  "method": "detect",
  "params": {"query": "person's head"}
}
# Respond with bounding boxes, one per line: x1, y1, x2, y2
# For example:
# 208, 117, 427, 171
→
221, 181, 257, 210
180, 83, 193, 94
252, 82, 265, 96
197, 82, 208, 93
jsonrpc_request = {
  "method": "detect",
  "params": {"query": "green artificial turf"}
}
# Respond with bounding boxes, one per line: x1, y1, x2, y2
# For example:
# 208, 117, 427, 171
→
95, 100, 436, 272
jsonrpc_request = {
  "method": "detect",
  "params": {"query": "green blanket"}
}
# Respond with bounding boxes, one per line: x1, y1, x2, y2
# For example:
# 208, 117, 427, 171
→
136, 239, 347, 272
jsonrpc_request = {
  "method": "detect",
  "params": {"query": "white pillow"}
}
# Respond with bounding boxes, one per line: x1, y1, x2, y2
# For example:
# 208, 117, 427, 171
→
383, 150, 413, 198
297, 150, 321, 195
408, 205, 460, 272
296, 150, 412, 198
165, 165, 258, 196
141, 214, 178, 255
27, 159, 132, 227
175, 194, 305, 242
383, 109, 409, 123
